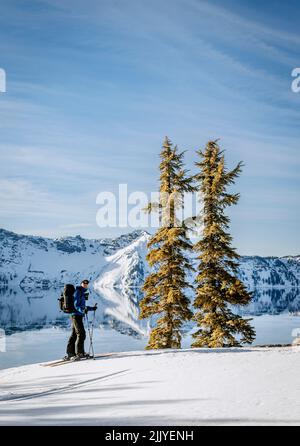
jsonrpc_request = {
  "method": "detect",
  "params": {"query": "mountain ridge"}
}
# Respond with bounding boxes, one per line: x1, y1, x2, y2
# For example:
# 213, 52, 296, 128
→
1, 228, 300, 291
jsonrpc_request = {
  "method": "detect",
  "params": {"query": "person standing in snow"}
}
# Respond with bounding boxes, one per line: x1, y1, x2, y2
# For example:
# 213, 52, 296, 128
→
65, 279, 97, 360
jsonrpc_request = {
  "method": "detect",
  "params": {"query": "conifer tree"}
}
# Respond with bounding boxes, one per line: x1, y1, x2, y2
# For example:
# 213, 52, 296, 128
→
192, 140, 255, 348
139, 137, 194, 349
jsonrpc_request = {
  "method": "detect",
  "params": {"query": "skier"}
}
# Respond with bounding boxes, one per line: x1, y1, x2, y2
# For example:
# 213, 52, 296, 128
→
65, 279, 97, 360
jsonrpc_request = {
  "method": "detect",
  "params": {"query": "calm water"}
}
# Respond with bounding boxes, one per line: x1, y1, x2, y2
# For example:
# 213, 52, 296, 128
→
1, 287, 300, 370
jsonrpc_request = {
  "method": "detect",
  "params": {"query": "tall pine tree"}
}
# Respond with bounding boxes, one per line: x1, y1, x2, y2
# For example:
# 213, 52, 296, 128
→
192, 140, 255, 348
139, 137, 194, 349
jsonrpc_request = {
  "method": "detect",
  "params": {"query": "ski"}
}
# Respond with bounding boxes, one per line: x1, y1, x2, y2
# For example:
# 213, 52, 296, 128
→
41, 352, 118, 368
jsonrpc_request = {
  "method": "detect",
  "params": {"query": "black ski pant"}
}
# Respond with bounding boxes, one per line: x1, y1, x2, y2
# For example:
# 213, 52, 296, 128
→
67, 315, 86, 356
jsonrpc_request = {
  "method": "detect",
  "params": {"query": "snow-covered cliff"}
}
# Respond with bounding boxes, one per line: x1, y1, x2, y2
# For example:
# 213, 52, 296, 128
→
0, 228, 149, 292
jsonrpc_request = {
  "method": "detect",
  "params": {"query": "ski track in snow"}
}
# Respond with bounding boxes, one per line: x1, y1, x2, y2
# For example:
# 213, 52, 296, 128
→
0, 369, 129, 402
1, 347, 300, 426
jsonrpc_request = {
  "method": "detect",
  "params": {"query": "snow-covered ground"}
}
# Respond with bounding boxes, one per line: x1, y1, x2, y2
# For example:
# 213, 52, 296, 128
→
1, 347, 300, 426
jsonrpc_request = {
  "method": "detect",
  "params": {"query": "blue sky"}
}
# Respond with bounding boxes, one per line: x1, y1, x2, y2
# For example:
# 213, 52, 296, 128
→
0, 0, 299, 255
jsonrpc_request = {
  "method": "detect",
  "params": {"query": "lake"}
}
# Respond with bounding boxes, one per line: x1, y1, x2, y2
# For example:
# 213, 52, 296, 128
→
1, 287, 300, 370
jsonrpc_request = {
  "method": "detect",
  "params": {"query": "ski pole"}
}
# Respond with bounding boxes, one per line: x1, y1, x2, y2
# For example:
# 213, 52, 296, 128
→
89, 315, 94, 358
85, 313, 95, 358
89, 310, 96, 358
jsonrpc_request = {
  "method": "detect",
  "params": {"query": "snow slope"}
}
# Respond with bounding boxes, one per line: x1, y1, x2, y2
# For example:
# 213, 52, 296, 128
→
1, 347, 300, 426
94, 233, 149, 290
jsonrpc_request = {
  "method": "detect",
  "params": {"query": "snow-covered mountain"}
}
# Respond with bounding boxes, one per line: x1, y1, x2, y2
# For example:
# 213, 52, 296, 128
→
0, 229, 300, 292
0, 228, 149, 292
238, 256, 300, 289
1, 228, 300, 292
0, 228, 300, 335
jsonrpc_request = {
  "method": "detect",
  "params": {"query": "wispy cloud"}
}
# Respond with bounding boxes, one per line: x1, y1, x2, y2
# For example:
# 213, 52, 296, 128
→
60, 223, 93, 229
0, 0, 299, 254
0, 178, 75, 218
